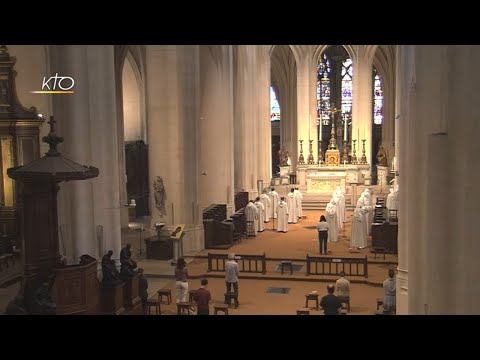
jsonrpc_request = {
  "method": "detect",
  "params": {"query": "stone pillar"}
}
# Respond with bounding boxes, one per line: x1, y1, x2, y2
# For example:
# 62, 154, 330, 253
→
198, 45, 235, 216
394, 45, 408, 314
49, 45, 96, 262
257, 46, 272, 183
297, 56, 316, 164
352, 53, 373, 167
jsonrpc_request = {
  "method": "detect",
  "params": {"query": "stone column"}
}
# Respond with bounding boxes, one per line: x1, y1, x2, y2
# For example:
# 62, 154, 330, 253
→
198, 45, 235, 216
394, 45, 408, 314
256, 46, 272, 186
50, 45, 96, 263
352, 52, 373, 166
297, 56, 316, 164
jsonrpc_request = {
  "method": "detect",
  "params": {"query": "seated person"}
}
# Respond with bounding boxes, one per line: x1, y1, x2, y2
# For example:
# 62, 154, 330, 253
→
320, 284, 342, 315
335, 271, 350, 304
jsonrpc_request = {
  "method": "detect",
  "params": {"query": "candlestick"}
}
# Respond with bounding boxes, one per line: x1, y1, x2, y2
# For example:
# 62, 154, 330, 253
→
351, 140, 357, 165
360, 139, 367, 165
298, 140, 305, 165
307, 140, 315, 165
318, 140, 323, 165
343, 114, 347, 140
342, 139, 349, 164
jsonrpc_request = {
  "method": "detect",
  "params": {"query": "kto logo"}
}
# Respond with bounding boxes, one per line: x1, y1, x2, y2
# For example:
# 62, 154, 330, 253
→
31, 73, 75, 94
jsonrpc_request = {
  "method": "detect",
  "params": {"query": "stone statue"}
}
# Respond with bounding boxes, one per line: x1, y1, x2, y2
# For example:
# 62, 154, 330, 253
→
79, 254, 97, 265
278, 149, 289, 167
102, 250, 121, 285
153, 176, 167, 217
119, 244, 137, 280
376, 145, 389, 167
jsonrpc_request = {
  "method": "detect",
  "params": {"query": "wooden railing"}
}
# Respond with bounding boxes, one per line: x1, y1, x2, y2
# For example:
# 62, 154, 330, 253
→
306, 255, 368, 278
207, 253, 266, 275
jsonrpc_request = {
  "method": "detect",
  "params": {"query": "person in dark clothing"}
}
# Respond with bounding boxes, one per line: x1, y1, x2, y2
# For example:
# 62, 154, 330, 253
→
138, 268, 149, 314
193, 278, 211, 315
320, 284, 342, 315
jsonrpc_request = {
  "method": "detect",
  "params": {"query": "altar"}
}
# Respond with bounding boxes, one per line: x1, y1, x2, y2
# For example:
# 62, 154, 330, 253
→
297, 165, 371, 194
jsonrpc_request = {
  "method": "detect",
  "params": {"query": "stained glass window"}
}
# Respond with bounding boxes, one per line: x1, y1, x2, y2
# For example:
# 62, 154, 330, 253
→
270, 86, 280, 121
341, 58, 353, 115
373, 67, 383, 124
316, 54, 331, 125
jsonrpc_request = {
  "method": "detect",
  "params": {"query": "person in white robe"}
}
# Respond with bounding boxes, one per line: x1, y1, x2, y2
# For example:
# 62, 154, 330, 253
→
259, 189, 272, 223
268, 187, 280, 219
332, 193, 343, 230
363, 188, 374, 234
325, 199, 338, 243
293, 187, 303, 219
276, 197, 289, 232
386, 187, 399, 221
286, 188, 298, 224
245, 201, 258, 237
350, 206, 367, 249
254, 197, 265, 232
335, 186, 346, 225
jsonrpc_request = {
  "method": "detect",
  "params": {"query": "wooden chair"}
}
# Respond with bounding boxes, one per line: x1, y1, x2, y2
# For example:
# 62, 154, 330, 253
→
339, 296, 350, 312
296, 308, 310, 315
224, 292, 238, 308
214, 304, 229, 315
157, 289, 172, 304
146, 298, 161, 315
177, 302, 194, 315
376, 298, 384, 310
280, 261, 293, 275
188, 289, 197, 303
305, 293, 319, 310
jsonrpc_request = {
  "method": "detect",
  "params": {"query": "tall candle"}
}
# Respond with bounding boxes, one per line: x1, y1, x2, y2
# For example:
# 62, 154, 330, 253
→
309, 114, 311, 140
363, 126, 365, 140
344, 114, 347, 140
357, 128, 360, 143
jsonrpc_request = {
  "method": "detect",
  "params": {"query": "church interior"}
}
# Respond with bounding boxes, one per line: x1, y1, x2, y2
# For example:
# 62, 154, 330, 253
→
0, 44, 479, 315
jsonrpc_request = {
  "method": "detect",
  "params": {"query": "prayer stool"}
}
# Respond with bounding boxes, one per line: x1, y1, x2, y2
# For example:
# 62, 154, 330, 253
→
280, 261, 293, 275
157, 289, 172, 304
224, 292, 238, 308
372, 247, 387, 260
376, 298, 383, 310
146, 298, 161, 315
340, 308, 348, 315
339, 297, 350, 312
296, 308, 310, 315
214, 304, 229, 315
305, 293, 319, 310
177, 302, 193, 315
188, 289, 197, 303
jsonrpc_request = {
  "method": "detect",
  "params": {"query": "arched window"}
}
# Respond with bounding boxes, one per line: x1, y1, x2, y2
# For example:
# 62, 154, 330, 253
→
270, 86, 280, 121
373, 67, 383, 125
316, 53, 331, 126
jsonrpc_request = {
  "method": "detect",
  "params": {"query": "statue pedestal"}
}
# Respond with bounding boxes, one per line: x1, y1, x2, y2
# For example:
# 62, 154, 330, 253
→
377, 165, 388, 188
123, 273, 141, 309
101, 282, 126, 315
279, 166, 290, 177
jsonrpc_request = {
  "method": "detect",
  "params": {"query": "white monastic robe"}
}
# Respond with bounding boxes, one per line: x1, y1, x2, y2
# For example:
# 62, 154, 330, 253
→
325, 201, 338, 243
335, 186, 346, 224
362, 205, 373, 236
386, 187, 398, 221
245, 202, 258, 236
332, 193, 343, 229
286, 192, 298, 223
259, 193, 272, 222
254, 201, 265, 232
269, 190, 280, 219
363, 189, 373, 235
350, 207, 367, 248
276, 200, 289, 232
293, 189, 303, 219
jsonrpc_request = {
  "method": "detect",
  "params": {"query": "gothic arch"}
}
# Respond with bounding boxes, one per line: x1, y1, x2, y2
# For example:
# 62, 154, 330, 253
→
268, 45, 301, 66
313, 45, 357, 64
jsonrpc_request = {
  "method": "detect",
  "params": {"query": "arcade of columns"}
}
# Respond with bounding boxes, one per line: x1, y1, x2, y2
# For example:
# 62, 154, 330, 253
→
6, 44, 480, 314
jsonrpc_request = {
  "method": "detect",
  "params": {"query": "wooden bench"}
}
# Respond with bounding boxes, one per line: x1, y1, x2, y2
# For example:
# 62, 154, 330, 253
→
372, 247, 387, 260
305, 293, 319, 310
280, 261, 293, 275
296, 308, 310, 315
146, 298, 162, 315
340, 308, 348, 315
339, 296, 350, 312
157, 289, 172, 304
214, 304, 229, 315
